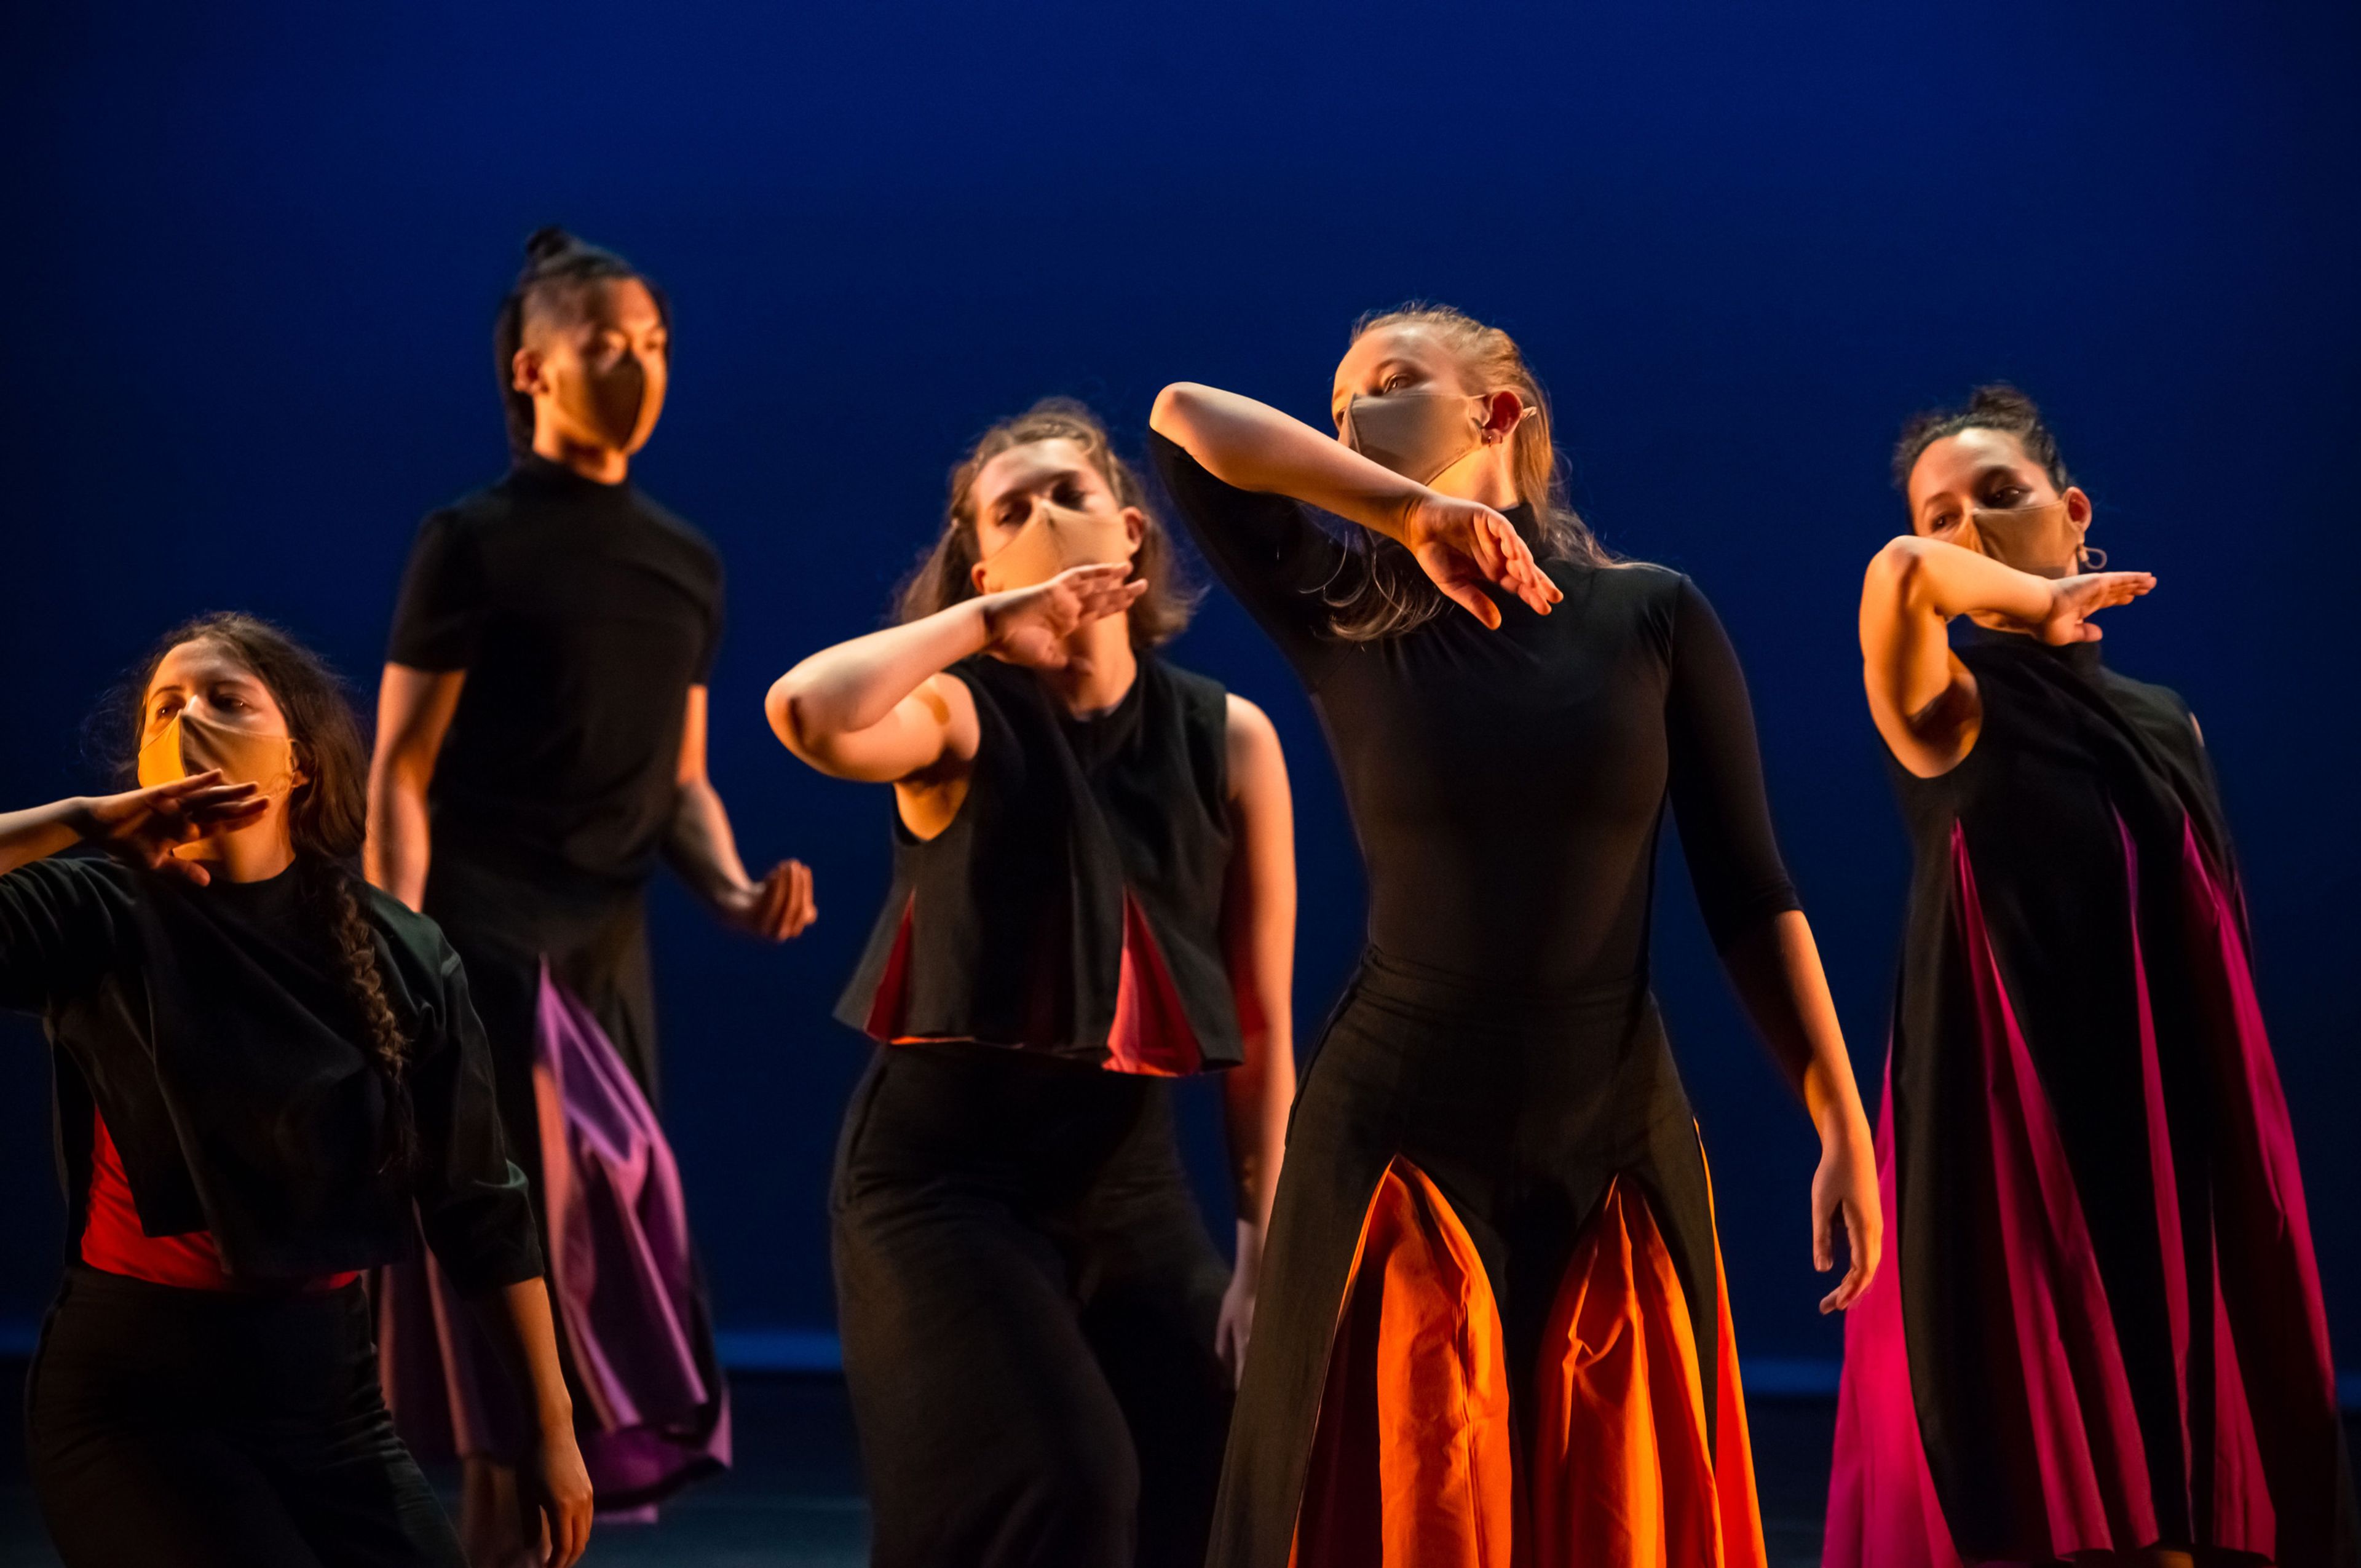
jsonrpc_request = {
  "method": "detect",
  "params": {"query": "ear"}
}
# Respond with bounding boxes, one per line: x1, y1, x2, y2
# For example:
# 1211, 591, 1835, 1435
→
2062, 484, 2094, 538
1120, 505, 1147, 560
1477, 389, 1525, 443
970, 559, 993, 595
511, 345, 547, 398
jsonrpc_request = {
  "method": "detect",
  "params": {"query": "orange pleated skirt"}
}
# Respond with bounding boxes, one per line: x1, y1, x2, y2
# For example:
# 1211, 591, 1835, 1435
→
1290, 1160, 1766, 1568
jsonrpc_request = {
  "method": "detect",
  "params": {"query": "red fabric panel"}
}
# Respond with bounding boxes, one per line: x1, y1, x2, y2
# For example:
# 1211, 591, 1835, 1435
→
81, 1109, 357, 1292
1102, 893, 1204, 1077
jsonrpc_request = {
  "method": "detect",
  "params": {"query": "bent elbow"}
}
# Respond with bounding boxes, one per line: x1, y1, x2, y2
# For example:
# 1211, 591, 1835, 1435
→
1865, 536, 1934, 616
1149, 382, 1206, 442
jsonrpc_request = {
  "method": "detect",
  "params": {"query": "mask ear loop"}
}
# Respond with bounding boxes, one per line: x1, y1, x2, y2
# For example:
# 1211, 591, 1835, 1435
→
2079, 542, 2109, 571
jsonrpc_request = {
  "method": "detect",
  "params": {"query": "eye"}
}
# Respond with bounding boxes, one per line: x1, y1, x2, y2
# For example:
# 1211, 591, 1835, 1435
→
1382, 373, 1413, 392
1054, 481, 1084, 506
1929, 512, 1961, 533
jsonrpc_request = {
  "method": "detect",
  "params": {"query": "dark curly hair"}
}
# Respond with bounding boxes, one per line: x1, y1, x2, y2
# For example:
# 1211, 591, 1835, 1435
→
492, 225, 670, 457
896, 398, 1198, 647
106, 613, 416, 1173
1892, 383, 2072, 495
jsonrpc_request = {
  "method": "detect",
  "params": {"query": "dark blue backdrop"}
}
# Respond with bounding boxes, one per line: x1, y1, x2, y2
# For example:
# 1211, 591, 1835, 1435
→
4, 1, 2355, 1381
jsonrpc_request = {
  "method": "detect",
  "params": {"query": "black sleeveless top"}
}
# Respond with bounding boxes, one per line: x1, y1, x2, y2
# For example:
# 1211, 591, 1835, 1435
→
835, 652, 1243, 1073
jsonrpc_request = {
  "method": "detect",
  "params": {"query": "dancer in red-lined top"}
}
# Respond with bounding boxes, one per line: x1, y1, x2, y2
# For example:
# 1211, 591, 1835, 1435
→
767, 398, 1297, 1568
0, 612, 590, 1568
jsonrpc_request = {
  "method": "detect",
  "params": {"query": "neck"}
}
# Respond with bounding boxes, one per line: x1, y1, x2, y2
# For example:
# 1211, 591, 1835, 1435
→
1041, 615, 1139, 716
194, 824, 298, 884
531, 427, 630, 485
1428, 443, 1522, 514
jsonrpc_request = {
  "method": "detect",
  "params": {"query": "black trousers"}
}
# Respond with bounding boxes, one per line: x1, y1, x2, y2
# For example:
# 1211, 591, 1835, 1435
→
28, 1264, 464, 1568
832, 1044, 1234, 1568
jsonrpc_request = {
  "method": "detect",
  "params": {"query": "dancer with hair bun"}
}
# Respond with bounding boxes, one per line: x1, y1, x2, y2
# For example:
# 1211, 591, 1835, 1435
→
1152, 304, 1879, 1566
368, 227, 812, 1562
1829, 386, 2359, 1567
769, 399, 1297, 1568
0, 612, 590, 1568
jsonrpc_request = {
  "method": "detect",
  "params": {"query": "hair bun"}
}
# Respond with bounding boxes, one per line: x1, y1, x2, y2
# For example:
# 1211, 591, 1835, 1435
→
1966, 383, 2040, 420
523, 225, 579, 264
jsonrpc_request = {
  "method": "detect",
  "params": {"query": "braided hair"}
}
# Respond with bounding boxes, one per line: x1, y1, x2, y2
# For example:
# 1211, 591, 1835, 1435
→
111, 613, 417, 1173
492, 224, 670, 456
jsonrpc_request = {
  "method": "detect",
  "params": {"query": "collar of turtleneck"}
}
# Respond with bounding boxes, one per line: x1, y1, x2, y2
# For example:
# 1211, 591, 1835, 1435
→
510, 451, 632, 495
1958, 620, 2103, 676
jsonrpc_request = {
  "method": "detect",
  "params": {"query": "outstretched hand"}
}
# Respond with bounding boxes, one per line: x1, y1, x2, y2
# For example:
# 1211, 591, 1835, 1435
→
2026, 570, 2155, 645
1398, 493, 1562, 630
1812, 1119, 1881, 1314
74, 772, 266, 885
979, 562, 1147, 668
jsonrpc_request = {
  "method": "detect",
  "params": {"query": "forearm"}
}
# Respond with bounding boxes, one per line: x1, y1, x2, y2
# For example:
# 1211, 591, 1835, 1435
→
1720, 910, 1867, 1138
1151, 382, 1426, 540
363, 772, 432, 909
465, 1278, 575, 1438
1219, 1029, 1294, 1238
663, 777, 754, 907
769, 601, 990, 750
1869, 536, 2055, 625
0, 801, 87, 876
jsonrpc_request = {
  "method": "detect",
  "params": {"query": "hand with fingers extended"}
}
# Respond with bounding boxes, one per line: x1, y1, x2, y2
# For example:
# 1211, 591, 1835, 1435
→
719, 858, 817, 941
1396, 493, 1562, 630
2019, 569, 2155, 645
71, 773, 267, 885
1811, 1115, 1882, 1314
978, 561, 1148, 668
515, 1428, 594, 1568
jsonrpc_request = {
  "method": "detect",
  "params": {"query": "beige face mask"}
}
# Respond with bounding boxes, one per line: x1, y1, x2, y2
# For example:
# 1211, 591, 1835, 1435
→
975, 501, 1136, 594
552, 347, 660, 454
136, 707, 299, 810
1339, 390, 1488, 485
1963, 499, 2084, 574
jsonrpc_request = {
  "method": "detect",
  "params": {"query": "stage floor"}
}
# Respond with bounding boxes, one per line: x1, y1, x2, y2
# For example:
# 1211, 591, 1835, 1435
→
0, 1368, 2347, 1566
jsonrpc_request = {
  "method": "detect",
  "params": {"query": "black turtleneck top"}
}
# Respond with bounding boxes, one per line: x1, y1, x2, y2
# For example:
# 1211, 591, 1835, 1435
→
387, 455, 724, 903
1150, 431, 1798, 989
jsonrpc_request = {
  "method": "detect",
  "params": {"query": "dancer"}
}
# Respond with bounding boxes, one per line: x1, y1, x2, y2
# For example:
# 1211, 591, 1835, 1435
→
1828, 386, 2360, 1567
767, 399, 1297, 1568
1149, 304, 1880, 1567
0, 613, 590, 1568
366, 227, 812, 1560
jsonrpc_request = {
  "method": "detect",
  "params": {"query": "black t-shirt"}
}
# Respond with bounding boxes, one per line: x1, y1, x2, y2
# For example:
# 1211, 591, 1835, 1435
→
1150, 431, 1798, 988
388, 456, 724, 898
0, 856, 540, 1293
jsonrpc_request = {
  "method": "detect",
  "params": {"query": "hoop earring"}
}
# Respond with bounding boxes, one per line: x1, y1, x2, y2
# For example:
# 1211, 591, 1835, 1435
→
2079, 543, 2108, 571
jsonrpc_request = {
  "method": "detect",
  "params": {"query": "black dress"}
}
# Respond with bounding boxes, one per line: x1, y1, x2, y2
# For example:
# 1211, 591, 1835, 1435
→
378, 453, 730, 1505
1827, 628, 2361, 1567
830, 652, 1241, 1568
0, 855, 540, 1568
1152, 433, 1796, 1566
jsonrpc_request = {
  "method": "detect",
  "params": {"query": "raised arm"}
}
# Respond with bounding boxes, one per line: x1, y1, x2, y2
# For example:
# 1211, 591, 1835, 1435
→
1663, 577, 1878, 1312
1, 778, 264, 882
1860, 536, 2154, 777
766, 563, 1143, 788
1149, 384, 1556, 628
1212, 694, 1296, 1385
366, 665, 464, 910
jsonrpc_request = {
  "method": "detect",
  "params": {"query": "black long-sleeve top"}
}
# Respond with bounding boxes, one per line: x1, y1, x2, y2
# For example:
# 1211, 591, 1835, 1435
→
1150, 432, 1798, 989
0, 855, 542, 1294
